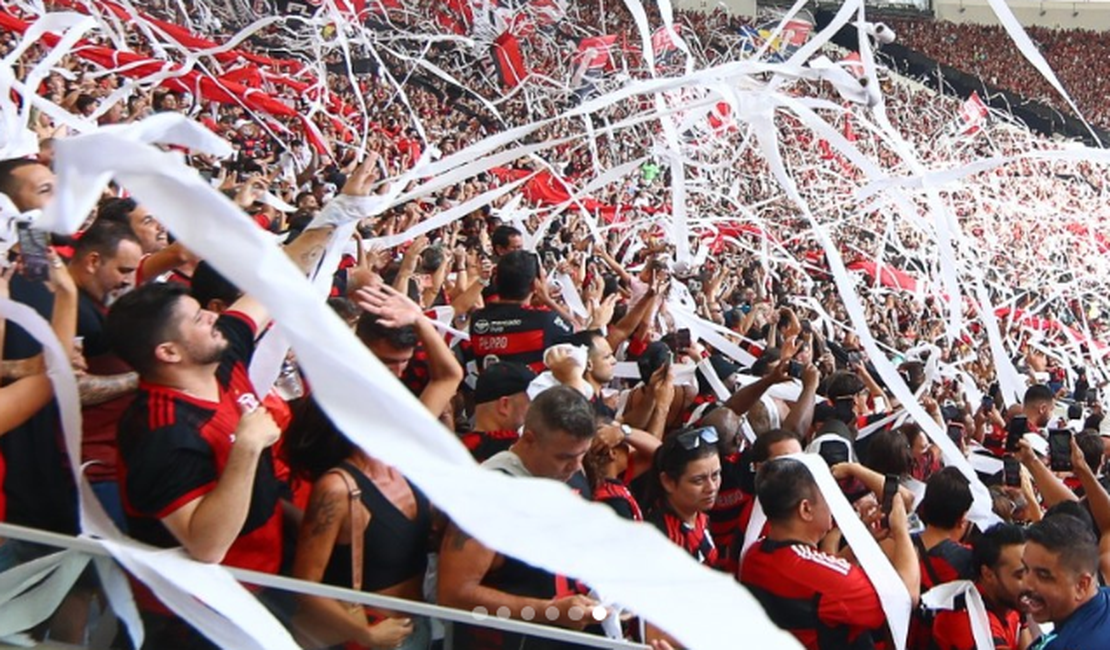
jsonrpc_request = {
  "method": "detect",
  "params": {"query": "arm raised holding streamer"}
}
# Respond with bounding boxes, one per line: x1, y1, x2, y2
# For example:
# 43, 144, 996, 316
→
231, 153, 387, 331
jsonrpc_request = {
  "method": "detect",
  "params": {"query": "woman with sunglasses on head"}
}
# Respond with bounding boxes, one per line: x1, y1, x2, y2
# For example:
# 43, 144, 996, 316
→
642, 427, 723, 647
644, 426, 724, 566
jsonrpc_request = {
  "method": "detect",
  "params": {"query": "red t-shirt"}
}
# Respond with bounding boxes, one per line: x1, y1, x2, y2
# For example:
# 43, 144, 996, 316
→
741, 538, 885, 649
932, 588, 1022, 650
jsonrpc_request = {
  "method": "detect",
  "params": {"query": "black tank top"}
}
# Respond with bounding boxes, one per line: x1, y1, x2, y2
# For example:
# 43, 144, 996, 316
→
321, 462, 432, 592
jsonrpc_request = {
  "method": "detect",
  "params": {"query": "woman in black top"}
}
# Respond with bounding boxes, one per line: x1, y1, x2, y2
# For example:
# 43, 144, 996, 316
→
285, 399, 434, 650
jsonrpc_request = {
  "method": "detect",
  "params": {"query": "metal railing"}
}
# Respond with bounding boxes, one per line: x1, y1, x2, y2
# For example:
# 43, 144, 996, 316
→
0, 523, 645, 650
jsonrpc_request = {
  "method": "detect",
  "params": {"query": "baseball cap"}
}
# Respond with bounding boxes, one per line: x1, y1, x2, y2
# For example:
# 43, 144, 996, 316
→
475, 362, 537, 404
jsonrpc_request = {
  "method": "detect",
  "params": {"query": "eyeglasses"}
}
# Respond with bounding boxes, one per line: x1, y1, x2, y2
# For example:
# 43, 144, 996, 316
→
676, 426, 719, 450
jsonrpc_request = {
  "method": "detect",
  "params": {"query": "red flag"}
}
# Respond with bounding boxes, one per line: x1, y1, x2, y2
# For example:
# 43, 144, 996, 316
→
841, 51, 864, 78
576, 35, 617, 71
958, 92, 988, 135
847, 260, 918, 292
707, 101, 735, 133
651, 25, 680, 57
780, 19, 811, 49
492, 32, 526, 88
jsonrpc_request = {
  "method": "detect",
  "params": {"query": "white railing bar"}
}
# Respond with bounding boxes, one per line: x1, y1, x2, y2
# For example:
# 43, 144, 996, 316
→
0, 523, 646, 649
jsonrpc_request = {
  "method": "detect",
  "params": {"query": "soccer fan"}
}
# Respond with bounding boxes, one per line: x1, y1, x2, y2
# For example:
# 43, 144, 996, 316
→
460, 361, 536, 463
741, 457, 920, 649
1024, 515, 1110, 648
468, 251, 573, 373
931, 523, 1032, 650
103, 155, 385, 644
438, 386, 600, 650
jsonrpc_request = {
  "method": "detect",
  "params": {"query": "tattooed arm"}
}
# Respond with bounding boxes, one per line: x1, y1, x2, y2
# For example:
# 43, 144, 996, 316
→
291, 471, 365, 645
78, 372, 139, 406
290, 470, 415, 649
223, 225, 335, 332
438, 521, 598, 629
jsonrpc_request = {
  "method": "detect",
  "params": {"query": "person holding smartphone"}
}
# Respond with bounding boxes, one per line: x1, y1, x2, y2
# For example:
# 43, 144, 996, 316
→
908, 468, 976, 648
741, 457, 920, 650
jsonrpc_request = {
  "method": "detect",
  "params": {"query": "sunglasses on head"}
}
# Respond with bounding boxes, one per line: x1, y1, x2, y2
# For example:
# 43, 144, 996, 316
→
676, 426, 719, 450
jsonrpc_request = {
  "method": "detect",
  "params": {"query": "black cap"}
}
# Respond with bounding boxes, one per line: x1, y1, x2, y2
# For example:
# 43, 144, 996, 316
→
475, 362, 537, 404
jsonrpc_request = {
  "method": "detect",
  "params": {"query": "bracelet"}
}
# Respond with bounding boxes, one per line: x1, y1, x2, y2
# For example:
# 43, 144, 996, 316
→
478, 277, 491, 287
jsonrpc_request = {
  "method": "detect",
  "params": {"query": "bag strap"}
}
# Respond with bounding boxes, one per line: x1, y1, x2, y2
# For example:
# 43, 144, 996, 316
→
327, 467, 366, 594
912, 534, 943, 590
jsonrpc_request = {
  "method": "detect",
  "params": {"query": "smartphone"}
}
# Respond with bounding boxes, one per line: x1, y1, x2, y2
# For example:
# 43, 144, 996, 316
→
847, 351, 862, 365
16, 223, 50, 282
1048, 428, 1073, 472
981, 395, 994, 411
788, 360, 804, 380
1003, 457, 1021, 487
675, 328, 691, 351
947, 423, 965, 447
818, 439, 850, 467
544, 251, 557, 268
801, 319, 813, 334
881, 474, 899, 529
1005, 416, 1028, 453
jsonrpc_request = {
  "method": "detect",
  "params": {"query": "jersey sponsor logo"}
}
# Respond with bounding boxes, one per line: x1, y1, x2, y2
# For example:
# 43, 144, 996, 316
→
482, 354, 501, 369
791, 544, 852, 576
477, 318, 524, 333
553, 315, 571, 332
473, 319, 491, 334
236, 392, 261, 414
713, 488, 748, 509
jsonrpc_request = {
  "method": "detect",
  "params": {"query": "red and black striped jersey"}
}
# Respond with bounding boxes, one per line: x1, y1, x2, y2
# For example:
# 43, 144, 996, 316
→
914, 537, 975, 591
741, 538, 885, 650
708, 453, 753, 574
116, 312, 284, 612
595, 477, 643, 521
459, 429, 518, 464
909, 536, 975, 649
646, 507, 719, 568
932, 588, 1023, 650
468, 302, 573, 373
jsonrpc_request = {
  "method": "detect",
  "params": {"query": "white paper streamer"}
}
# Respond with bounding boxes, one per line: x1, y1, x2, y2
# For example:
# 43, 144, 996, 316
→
48, 120, 802, 650
741, 453, 912, 649
921, 580, 993, 650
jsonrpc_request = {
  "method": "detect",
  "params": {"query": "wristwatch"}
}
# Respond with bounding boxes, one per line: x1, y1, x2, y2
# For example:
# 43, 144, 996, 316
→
620, 424, 632, 439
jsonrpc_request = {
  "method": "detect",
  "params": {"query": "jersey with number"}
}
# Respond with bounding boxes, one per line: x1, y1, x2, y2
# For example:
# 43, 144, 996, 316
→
468, 302, 573, 373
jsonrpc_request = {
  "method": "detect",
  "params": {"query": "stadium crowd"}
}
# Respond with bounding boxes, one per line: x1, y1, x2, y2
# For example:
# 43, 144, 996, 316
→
2, 1, 1110, 649
888, 16, 1110, 130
